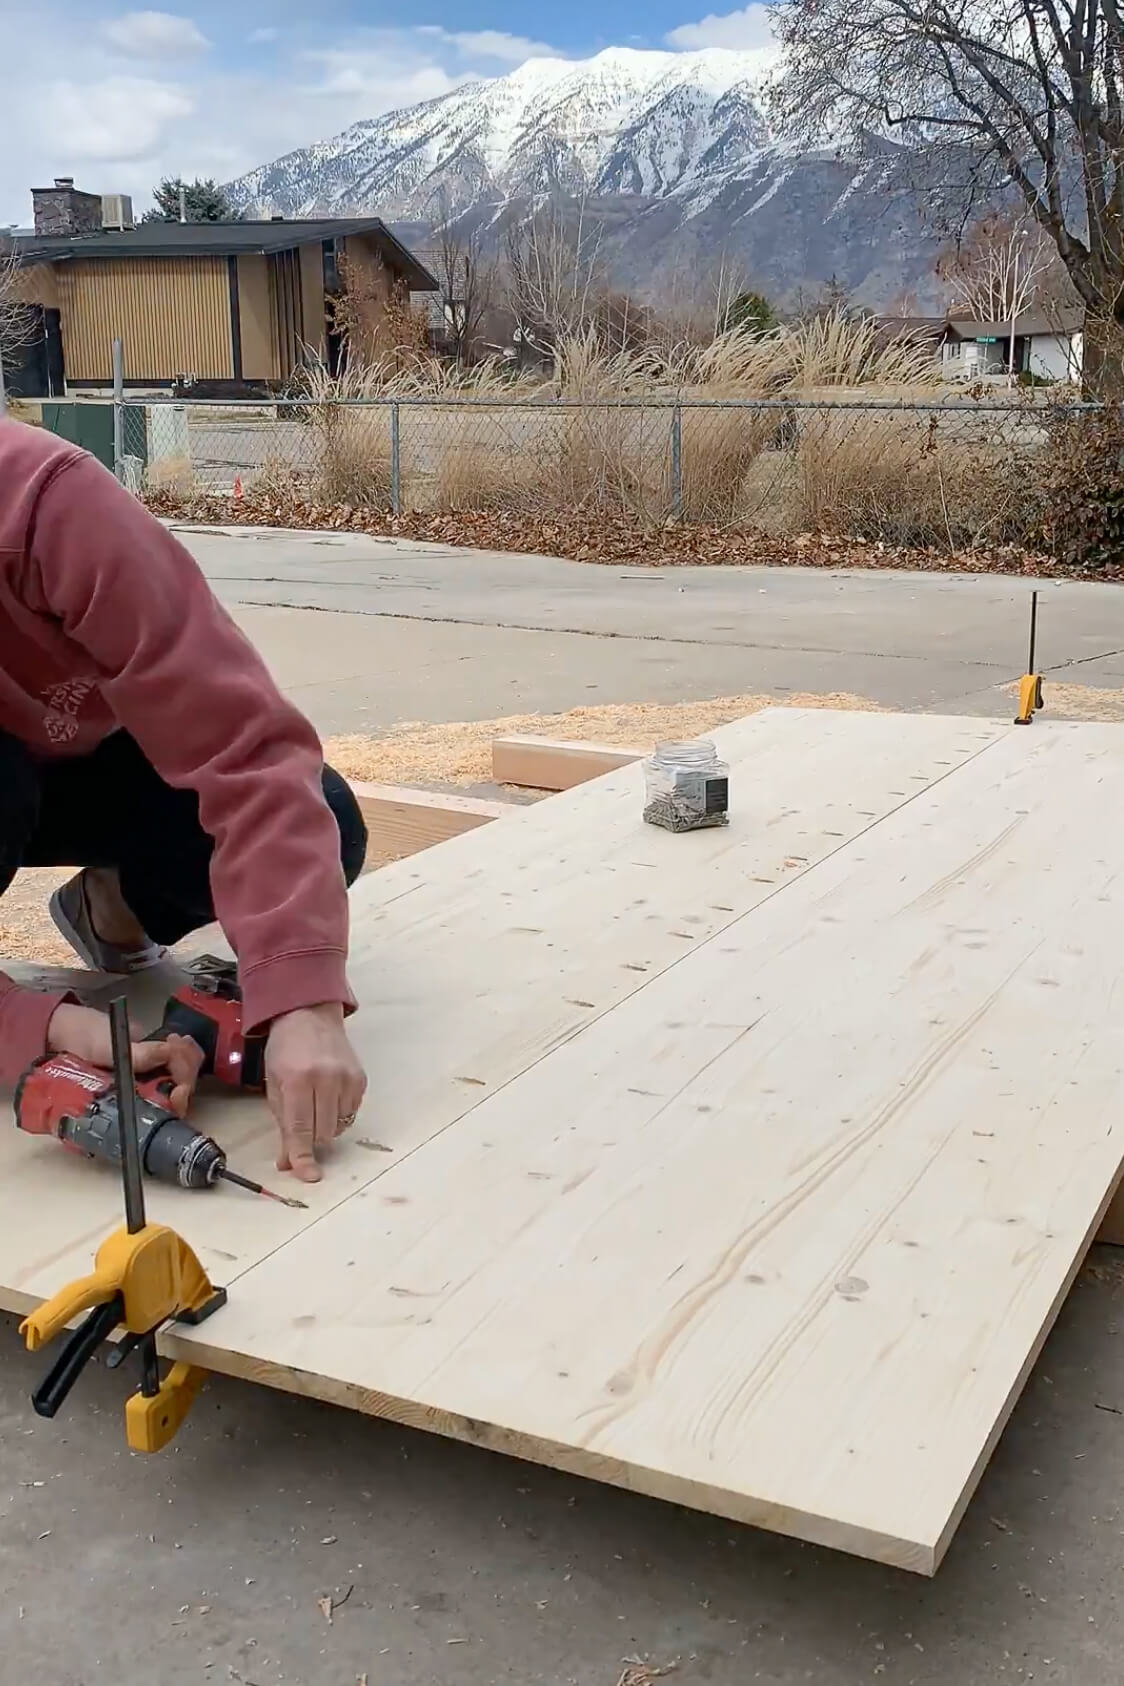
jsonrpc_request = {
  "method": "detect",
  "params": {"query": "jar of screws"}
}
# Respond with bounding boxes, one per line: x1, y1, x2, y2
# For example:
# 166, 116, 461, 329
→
643, 740, 729, 833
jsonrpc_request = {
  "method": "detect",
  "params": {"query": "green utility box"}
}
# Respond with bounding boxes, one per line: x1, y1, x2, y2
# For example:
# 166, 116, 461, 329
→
39, 403, 147, 475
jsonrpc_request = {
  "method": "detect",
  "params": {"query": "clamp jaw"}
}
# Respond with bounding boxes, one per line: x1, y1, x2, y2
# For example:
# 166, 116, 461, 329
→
20, 1221, 226, 1452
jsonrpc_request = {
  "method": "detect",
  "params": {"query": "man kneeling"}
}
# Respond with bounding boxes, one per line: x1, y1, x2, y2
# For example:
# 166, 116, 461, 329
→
0, 417, 367, 1183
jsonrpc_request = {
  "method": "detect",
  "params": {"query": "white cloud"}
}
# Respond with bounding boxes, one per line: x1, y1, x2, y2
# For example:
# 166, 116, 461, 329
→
0, 3, 559, 226
444, 30, 557, 62
101, 10, 210, 57
666, 2, 776, 52
42, 75, 194, 160
301, 49, 463, 107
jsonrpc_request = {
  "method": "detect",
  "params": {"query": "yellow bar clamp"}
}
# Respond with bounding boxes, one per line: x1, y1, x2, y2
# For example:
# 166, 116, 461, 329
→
20, 1222, 226, 1452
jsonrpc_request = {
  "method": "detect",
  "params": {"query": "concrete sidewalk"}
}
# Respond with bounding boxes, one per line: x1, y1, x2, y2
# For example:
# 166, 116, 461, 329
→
185, 524, 1124, 730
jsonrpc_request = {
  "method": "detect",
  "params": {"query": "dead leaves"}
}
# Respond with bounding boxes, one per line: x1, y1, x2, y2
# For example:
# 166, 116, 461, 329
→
144, 490, 1076, 579
614, 1660, 679, 1686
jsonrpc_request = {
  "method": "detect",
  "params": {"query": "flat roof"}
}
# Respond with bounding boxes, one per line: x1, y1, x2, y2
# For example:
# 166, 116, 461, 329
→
8, 217, 438, 290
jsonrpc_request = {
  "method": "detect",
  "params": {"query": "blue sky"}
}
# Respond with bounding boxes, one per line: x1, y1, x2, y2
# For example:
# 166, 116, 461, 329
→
1, 0, 776, 223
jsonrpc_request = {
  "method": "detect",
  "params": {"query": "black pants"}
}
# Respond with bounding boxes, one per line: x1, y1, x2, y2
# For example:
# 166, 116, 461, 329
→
0, 730, 367, 945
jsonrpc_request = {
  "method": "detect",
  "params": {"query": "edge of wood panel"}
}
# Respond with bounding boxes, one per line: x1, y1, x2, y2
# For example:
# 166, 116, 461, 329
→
491, 736, 646, 792
161, 1331, 937, 1574
349, 781, 512, 859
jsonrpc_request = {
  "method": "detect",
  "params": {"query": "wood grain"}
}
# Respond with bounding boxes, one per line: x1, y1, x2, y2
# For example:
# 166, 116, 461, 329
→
164, 721, 1124, 1573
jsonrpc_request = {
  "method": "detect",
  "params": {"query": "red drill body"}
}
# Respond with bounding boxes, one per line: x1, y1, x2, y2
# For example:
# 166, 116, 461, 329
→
14, 1051, 304, 1206
158, 957, 265, 1091
15, 1054, 226, 1187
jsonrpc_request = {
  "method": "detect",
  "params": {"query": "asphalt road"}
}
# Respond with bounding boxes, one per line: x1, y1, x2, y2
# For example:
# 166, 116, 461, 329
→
181, 523, 1124, 732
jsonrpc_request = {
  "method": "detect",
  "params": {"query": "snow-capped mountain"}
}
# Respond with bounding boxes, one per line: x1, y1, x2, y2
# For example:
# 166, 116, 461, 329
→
226, 47, 939, 307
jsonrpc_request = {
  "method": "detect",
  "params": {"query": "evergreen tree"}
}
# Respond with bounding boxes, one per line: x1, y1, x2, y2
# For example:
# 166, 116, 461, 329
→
141, 178, 244, 224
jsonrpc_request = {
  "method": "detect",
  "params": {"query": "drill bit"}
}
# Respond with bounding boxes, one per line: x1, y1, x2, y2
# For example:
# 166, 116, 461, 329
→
216, 1165, 308, 1209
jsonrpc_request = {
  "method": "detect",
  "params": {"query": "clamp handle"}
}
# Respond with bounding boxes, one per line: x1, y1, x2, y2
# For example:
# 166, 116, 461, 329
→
30, 1297, 124, 1419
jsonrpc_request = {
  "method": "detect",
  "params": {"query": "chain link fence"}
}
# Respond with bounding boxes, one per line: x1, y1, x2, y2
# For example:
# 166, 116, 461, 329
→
115, 393, 1070, 549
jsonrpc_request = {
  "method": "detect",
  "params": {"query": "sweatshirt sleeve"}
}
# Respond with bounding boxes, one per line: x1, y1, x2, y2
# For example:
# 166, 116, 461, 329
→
28, 451, 355, 1033
0, 977, 70, 1086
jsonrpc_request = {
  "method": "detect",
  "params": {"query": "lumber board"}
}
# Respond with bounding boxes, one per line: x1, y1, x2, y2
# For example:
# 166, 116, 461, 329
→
166, 721, 1124, 1574
0, 710, 1001, 1312
492, 734, 645, 790
11, 708, 1112, 1575
349, 781, 509, 860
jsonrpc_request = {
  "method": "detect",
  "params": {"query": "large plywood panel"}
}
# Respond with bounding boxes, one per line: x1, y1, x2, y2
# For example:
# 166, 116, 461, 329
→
12, 711, 1117, 1574
164, 721, 1124, 1573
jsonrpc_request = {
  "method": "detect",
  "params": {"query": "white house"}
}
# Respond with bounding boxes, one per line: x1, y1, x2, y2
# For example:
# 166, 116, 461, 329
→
940, 309, 1083, 382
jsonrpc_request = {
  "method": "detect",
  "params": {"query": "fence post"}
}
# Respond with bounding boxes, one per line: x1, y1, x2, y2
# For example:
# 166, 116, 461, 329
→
0, 345, 7, 419
389, 401, 402, 516
112, 337, 125, 482
670, 403, 682, 520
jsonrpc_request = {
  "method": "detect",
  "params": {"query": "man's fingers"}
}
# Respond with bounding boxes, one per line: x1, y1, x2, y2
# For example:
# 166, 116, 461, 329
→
132, 1039, 171, 1073
339, 1069, 367, 1131
133, 1034, 202, 1119
280, 1076, 322, 1183
312, 1079, 342, 1149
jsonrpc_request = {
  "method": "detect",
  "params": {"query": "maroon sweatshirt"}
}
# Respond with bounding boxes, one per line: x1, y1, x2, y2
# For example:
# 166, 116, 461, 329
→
0, 418, 353, 1083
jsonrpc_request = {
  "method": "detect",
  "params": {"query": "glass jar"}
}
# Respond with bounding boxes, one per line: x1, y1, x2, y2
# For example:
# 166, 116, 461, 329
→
643, 739, 729, 833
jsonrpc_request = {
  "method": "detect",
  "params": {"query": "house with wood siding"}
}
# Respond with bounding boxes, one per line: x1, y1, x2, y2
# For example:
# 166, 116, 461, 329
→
4, 178, 437, 397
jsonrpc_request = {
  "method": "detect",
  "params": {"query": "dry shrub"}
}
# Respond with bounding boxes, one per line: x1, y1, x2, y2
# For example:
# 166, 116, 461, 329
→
431, 411, 532, 511
212, 311, 959, 531
310, 406, 391, 506
1024, 406, 1124, 570
144, 453, 196, 499
678, 407, 789, 524
547, 407, 660, 517
249, 453, 307, 503
792, 411, 1025, 548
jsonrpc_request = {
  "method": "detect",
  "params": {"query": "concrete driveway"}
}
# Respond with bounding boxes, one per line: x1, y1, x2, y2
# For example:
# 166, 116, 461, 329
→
182, 524, 1124, 732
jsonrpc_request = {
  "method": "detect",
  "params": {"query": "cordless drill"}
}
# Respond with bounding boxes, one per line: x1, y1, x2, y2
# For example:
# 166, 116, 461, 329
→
12, 958, 302, 1203
13, 1052, 280, 1194
155, 955, 266, 1091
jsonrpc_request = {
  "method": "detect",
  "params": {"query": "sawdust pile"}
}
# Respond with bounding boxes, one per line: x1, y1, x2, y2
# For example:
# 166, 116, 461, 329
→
1031, 682, 1124, 721
323, 690, 881, 788
1, 868, 74, 964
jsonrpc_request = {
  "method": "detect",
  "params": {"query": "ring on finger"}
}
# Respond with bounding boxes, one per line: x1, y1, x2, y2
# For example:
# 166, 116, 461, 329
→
338, 1110, 358, 1132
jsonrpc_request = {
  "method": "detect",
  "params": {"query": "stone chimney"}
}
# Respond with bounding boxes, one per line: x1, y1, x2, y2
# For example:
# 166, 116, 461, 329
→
32, 177, 105, 237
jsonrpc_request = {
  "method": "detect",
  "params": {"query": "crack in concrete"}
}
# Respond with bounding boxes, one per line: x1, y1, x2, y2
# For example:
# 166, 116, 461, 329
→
219, 588, 1009, 670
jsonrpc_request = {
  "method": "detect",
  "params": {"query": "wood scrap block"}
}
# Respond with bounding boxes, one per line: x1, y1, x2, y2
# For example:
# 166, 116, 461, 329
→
492, 735, 646, 791
349, 782, 509, 862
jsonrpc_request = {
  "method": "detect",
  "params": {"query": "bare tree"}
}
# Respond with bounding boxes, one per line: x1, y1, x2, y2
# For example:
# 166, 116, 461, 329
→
428, 194, 498, 366
0, 247, 38, 405
773, 0, 1124, 392
939, 216, 1059, 378
503, 198, 605, 362
329, 251, 428, 370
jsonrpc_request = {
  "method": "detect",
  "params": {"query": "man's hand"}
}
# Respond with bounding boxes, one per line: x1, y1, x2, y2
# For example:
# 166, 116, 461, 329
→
264, 1003, 366, 1183
46, 1002, 203, 1117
